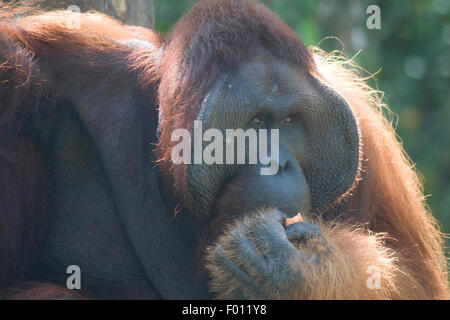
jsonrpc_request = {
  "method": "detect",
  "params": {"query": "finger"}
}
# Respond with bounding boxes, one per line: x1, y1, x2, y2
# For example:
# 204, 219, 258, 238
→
229, 227, 270, 278
285, 222, 323, 245
212, 244, 254, 290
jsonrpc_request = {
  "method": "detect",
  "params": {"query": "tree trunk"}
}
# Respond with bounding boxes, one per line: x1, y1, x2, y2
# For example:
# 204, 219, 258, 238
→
40, 0, 155, 29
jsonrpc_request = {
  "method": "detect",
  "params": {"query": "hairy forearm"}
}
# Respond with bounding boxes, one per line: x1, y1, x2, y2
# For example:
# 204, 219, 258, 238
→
289, 222, 398, 299
205, 211, 427, 300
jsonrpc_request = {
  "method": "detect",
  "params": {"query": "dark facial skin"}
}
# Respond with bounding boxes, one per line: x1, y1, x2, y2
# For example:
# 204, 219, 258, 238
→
175, 51, 359, 297
183, 51, 359, 219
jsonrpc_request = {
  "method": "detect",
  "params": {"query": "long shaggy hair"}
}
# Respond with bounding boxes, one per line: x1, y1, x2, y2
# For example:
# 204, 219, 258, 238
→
313, 50, 448, 299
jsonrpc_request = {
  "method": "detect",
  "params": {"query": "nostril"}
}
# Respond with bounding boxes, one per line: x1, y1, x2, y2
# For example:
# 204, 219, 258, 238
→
280, 158, 290, 170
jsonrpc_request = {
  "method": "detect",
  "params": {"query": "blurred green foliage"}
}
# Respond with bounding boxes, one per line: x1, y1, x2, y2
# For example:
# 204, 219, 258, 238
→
154, 0, 450, 237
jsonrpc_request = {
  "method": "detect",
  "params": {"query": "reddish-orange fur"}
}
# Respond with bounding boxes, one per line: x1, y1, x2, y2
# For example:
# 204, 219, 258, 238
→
0, 282, 88, 300
312, 50, 449, 299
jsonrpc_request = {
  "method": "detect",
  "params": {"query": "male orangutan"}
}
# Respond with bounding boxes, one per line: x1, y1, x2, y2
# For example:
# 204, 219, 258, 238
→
0, 0, 448, 299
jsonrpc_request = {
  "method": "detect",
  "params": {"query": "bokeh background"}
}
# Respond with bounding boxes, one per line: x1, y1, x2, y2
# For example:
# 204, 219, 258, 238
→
154, 0, 450, 240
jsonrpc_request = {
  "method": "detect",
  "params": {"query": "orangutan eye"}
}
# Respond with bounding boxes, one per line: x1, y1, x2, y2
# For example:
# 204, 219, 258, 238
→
252, 117, 264, 125
284, 116, 293, 124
